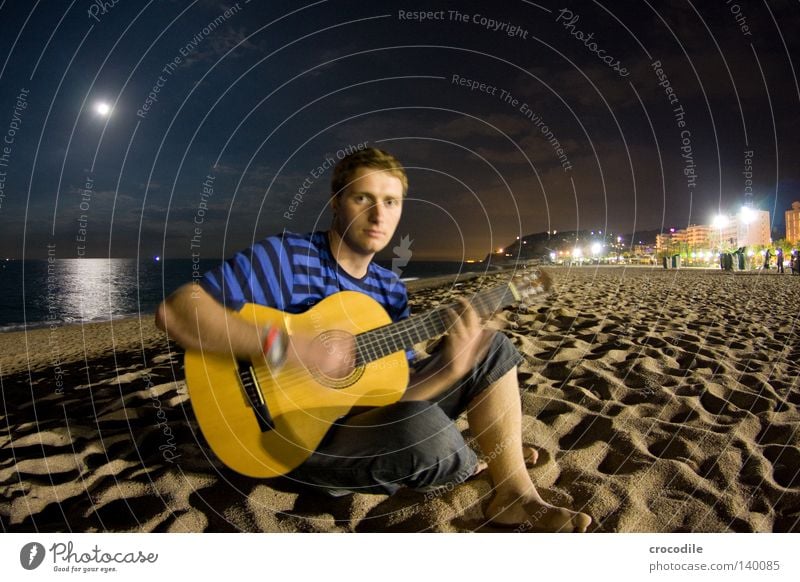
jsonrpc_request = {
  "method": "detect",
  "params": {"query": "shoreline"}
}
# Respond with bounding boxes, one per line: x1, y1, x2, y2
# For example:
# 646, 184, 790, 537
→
1, 263, 790, 332
0, 270, 497, 376
1, 265, 795, 376
0, 316, 168, 377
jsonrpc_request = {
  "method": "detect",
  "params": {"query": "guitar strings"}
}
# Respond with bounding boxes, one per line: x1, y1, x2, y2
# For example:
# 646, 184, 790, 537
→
354, 284, 511, 364
350, 284, 505, 362
341, 267, 545, 366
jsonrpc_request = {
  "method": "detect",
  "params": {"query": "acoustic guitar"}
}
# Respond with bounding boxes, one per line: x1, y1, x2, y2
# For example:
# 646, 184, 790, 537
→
184, 268, 550, 477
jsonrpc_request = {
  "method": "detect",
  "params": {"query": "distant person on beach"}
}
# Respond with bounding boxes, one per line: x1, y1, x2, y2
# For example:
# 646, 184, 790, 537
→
155, 147, 591, 533
792, 250, 800, 275
735, 247, 746, 271
776, 248, 784, 274
763, 249, 771, 270
721, 253, 733, 271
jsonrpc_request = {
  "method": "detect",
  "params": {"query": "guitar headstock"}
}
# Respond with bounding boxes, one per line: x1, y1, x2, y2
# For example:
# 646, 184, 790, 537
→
509, 266, 552, 312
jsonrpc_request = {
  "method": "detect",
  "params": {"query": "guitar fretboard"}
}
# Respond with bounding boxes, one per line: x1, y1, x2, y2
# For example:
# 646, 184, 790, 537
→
353, 283, 515, 366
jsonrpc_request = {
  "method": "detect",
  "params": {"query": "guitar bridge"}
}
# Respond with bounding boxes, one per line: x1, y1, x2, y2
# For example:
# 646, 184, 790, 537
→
237, 361, 275, 432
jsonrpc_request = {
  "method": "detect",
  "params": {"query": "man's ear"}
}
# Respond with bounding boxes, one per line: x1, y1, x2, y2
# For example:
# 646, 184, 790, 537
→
329, 193, 339, 215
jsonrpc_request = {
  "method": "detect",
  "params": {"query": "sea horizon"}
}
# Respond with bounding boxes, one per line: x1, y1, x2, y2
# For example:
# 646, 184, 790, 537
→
0, 257, 499, 332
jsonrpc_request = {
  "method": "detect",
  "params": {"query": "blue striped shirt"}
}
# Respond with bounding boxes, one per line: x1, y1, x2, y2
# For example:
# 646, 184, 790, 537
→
200, 230, 410, 325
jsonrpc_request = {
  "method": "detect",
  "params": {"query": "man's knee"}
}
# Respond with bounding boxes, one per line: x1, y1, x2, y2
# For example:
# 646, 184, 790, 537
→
477, 332, 524, 385
377, 401, 477, 489
488, 331, 519, 360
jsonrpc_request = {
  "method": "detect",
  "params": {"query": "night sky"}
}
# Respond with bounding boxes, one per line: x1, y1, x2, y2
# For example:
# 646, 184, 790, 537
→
1, 0, 798, 261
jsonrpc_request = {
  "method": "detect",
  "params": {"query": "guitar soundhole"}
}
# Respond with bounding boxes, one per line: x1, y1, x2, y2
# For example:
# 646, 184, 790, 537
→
310, 329, 364, 388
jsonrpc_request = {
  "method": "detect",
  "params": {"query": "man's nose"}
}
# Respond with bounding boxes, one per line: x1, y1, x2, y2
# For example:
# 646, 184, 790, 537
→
368, 202, 385, 222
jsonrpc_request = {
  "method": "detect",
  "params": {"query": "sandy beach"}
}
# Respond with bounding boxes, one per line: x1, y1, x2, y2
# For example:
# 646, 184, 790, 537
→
1, 267, 798, 532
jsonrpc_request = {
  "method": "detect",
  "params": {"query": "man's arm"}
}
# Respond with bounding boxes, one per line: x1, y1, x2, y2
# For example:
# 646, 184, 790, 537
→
155, 283, 349, 376
154, 283, 263, 360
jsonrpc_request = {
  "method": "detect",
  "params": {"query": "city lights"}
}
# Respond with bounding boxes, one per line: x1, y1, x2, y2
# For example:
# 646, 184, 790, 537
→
739, 206, 756, 224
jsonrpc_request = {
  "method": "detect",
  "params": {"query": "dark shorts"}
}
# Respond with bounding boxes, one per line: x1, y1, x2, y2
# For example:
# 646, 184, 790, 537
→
284, 331, 524, 495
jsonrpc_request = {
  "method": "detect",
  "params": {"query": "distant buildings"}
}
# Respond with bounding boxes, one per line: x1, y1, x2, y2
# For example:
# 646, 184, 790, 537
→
737, 208, 771, 247
655, 232, 674, 253
656, 226, 715, 254
490, 229, 657, 265
494, 202, 796, 267
786, 201, 800, 243
656, 209, 771, 256
686, 224, 712, 248
712, 220, 739, 248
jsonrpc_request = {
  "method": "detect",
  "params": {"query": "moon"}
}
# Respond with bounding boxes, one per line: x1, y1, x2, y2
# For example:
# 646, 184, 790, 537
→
95, 102, 111, 116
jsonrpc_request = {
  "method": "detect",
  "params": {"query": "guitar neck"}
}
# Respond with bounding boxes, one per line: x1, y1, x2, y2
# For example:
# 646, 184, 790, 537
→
354, 282, 518, 366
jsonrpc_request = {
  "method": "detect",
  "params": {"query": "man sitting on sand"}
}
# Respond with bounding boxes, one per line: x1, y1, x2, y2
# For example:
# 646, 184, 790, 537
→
155, 147, 591, 532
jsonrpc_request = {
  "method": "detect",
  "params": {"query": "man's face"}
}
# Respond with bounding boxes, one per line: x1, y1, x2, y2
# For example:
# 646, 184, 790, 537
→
331, 166, 404, 256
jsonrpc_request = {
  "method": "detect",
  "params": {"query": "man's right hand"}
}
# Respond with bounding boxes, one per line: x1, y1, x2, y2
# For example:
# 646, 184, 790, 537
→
282, 331, 356, 380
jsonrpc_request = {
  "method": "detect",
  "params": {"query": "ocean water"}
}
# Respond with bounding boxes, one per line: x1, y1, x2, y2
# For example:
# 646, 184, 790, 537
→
0, 258, 494, 332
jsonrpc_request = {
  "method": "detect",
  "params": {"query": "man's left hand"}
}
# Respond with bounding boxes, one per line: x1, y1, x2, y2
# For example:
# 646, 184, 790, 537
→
439, 298, 496, 380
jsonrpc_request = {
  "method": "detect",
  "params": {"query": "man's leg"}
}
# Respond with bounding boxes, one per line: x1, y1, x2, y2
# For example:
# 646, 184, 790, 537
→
284, 400, 479, 495
420, 332, 592, 531
466, 366, 592, 532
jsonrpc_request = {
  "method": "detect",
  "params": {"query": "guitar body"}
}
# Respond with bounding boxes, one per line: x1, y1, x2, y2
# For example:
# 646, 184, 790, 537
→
185, 291, 409, 478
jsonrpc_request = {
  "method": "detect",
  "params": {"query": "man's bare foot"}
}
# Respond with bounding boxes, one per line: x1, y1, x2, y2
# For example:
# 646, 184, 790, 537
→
486, 490, 592, 532
472, 446, 538, 478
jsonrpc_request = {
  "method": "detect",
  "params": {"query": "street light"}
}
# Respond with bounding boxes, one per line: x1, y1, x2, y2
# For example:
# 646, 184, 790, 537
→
712, 214, 729, 252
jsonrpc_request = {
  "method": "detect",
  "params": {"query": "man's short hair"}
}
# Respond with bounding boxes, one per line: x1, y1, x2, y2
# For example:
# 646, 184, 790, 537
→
331, 147, 408, 197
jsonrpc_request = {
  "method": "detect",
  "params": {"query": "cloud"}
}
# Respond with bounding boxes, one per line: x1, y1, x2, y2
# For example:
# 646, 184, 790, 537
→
432, 112, 526, 140
180, 24, 260, 68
